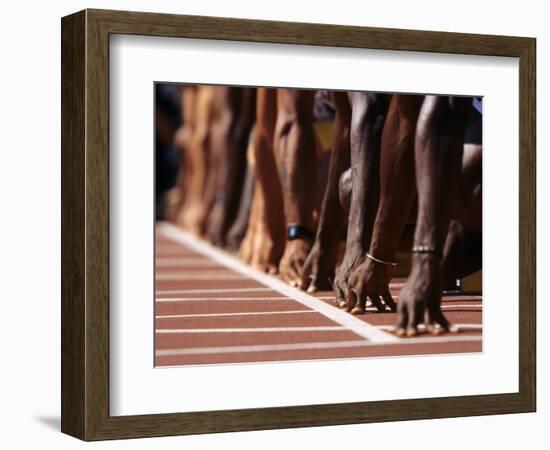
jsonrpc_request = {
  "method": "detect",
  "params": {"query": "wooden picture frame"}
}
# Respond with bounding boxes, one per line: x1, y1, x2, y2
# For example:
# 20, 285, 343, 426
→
61, 8, 536, 441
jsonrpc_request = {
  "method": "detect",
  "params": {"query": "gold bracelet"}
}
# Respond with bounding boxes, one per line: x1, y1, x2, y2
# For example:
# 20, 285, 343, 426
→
366, 252, 398, 266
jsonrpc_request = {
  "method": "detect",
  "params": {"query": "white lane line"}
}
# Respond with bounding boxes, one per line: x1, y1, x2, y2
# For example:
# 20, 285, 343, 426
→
156, 310, 314, 319
315, 295, 481, 308
156, 335, 482, 357
441, 297, 483, 302
157, 326, 347, 333
441, 305, 482, 310
356, 304, 481, 313
377, 323, 482, 332
156, 273, 245, 281
158, 223, 399, 343
156, 287, 274, 295
156, 297, 288, 302
156, 300, 480, 308
155, 296, 482, 313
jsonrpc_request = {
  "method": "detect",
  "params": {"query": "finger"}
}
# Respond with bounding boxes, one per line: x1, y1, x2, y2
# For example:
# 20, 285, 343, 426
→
334, 284, 346, 308
351, 296, 366, 315
290, 260, 305, 288
347, 289, 363, 314
395, 302, 408, 337
251, 262, 268, 273
292, 257, 305, 278
281, 268, 296, 286
293, 274, 303, 288
335, 281, 349, 308
346, 289, 358, 312
300, 269, 312, 291
382, 292, 397, 312
307, 275, 332, 293
406, 301, 424, 337
283, 264, 300, 287
354, 287, 369, 314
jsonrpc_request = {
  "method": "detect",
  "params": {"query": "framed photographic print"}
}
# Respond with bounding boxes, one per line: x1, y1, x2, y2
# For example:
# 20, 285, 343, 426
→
61, 8, 536, 441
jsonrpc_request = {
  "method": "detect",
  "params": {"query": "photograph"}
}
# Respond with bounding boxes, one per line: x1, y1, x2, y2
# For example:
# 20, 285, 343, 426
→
56, 5, 536, 442
154, 84, 483, 367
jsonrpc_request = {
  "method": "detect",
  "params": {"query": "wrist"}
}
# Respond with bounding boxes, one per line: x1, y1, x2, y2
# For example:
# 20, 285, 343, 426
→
411, 244, 443, 259
287, 224, 315, 242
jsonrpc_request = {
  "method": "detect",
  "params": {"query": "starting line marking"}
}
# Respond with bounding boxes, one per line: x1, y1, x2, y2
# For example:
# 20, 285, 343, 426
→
156, 326, 348, 333
440, 305, 482, 310
357, 304, 481, 313
157, 296, 291, 302
156, 310, 315, 319
156, 335, 482, 357
156, 273, 245, 281
156, 325, 483, 334
155, 287, 274, 295
158, 223, 399, 343
377, 323, 483, 332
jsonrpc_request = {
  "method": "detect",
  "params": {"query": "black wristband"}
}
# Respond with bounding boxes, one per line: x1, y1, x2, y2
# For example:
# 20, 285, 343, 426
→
287, 224, 315, 241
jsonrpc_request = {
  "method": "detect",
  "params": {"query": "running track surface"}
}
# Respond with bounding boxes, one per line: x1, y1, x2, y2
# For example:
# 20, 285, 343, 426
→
155, 223, 482, 367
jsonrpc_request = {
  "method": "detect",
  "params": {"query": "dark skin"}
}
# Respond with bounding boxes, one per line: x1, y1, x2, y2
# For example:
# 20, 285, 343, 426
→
338, 168, 352, 212
396, 95, 471, 337
441, 143, 482, 289
450, 143, 482, 231
301, 92, 351, 292
332, 92, 390, 305
274, 89, 318, 287
340, 97, 481, 324
205, 87, 256, 247
345, 94, 423, 313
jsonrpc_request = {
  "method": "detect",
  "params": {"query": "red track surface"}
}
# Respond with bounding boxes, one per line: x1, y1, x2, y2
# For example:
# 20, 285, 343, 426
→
155, 225, 482, 367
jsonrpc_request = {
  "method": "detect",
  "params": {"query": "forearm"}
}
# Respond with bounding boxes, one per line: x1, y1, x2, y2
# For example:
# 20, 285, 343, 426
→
369, 96, 421, 261
280, 122, 316, 229
217, 117, 252, 234
413, 97, 467, 249
315, 117, 350, 248
345, 94, 388, 253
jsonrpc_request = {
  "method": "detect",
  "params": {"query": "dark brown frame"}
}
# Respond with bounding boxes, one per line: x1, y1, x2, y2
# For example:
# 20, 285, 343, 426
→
61, 8, 536, 441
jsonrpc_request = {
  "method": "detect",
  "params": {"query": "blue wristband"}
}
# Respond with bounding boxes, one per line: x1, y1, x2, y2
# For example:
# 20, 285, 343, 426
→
287, 224, 315, 241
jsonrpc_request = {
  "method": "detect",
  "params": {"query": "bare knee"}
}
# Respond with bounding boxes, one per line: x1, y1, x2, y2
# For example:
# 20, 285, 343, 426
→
275, 89, 315, 144
416, 96, 470, 145
349, 93, 389, 134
